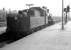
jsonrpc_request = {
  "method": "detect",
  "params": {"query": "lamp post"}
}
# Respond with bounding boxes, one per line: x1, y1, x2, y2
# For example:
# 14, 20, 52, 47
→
61, 0, 64, 30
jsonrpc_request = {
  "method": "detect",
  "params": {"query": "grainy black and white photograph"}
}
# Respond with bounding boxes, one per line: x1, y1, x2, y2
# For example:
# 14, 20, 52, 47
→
0, 0, 71, 50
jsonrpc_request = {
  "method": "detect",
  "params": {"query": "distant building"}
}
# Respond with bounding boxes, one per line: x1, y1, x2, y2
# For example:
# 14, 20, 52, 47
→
0, 9, 7, 22
0, 8, 7, 27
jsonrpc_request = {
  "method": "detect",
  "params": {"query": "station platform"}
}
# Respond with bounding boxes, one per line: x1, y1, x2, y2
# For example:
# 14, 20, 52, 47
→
1, 21, 71, 50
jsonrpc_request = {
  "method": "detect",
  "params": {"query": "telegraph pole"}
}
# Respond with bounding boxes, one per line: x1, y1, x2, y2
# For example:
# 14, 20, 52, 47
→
26, 4, 34, 8
62, 0, 64, 30
26, 4, 34, 12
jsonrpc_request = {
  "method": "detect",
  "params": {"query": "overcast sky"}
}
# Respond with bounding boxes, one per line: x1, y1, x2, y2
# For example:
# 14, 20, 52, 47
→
0, 0, 70, 16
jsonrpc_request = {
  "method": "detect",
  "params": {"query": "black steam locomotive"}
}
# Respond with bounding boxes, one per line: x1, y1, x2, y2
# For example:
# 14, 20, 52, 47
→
0, 7, 55, 43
